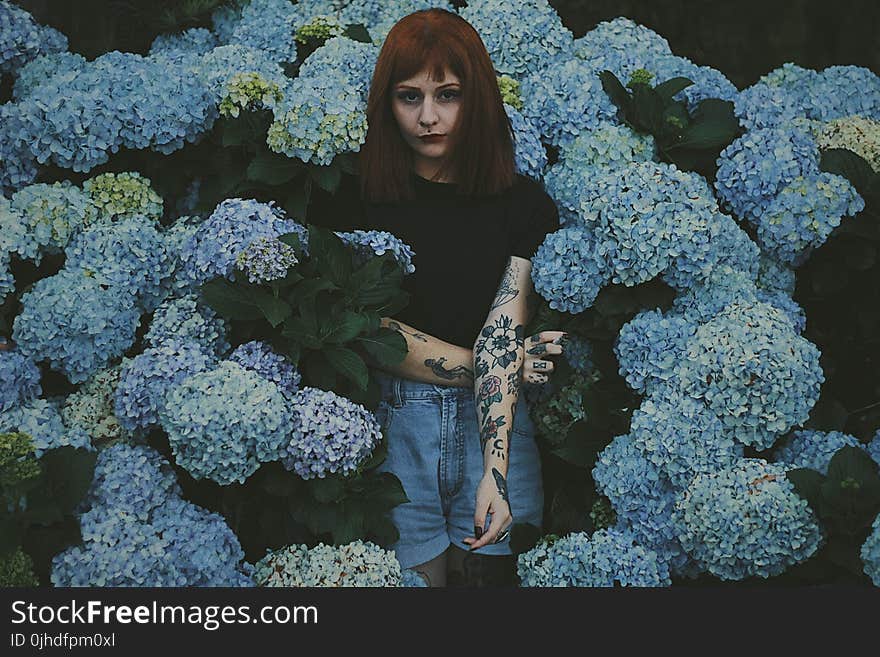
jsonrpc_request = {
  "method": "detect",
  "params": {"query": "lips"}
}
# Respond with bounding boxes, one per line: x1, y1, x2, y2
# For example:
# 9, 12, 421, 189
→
419, 134, 445, 141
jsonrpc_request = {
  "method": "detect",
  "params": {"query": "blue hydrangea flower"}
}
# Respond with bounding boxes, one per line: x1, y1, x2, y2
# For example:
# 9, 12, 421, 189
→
0, 349, 41, 412
253, 540, 408, 587
862, 513, 880, 587
86, 443, 182, 520
51, 496, 254, 587
573, 17, 671, 83
648, 55, 738, 111
0, 252, 13, 303
715, 124, 820, 222
64, 216, 173, 312
615, 309, 696, 394
577, 162, 726, 289
334, 229, 416, 274
459, 0, 572, 78
115, 340, 217, 432
282, 386, 382, 480
520, 56, 618, 150
773, 430, 866, 475
531, 227, 611, 314
544, 122, 655, 224
149, 27, 218, 61
227, 341, 301, 398
869, 431, 880, 469
592, 434, 692, 574
211, 1, 247, 43
0, 398, 92, 458
755, 172, 864, 266
669, 266, 759, 325
12, 51, 86, 100
176, 197, 306, 291
338, 0, 455, 43
517, 528, 671, 587
267, 37, 378, 165
0, 0, 67, 74
0, 102, 39, 194
8, 181, 96, 263
674, 458, 824, 580
13, 269, 141, 384
676, 301, 824, 449
17, 50, 217, 173
755, 289, 807, 334
630, 394, 744, 490
144, 294, 231, 357
229, 0, 305, 65
159, 361, 293, 485
235, 235, 300, 284
506, 103, 547, 179
194, 44, 288, 105
756, 254, 796, 295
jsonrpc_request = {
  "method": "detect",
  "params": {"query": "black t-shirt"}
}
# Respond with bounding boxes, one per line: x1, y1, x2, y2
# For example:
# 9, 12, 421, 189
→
306, 172, 560, 349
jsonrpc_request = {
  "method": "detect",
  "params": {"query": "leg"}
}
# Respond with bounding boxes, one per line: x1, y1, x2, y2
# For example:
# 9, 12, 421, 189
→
446, 544, 517, 588
411, 549, 448, 587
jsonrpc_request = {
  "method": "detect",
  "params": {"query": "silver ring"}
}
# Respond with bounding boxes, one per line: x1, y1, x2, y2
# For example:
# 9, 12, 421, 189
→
494, 529, 510, 544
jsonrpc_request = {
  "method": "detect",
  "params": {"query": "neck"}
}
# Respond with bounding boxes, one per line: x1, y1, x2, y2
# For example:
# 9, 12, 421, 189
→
413, 158, 455, 184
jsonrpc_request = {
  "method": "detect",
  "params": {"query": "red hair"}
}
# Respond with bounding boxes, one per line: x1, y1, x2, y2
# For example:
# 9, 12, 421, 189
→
359, 8, 516, 202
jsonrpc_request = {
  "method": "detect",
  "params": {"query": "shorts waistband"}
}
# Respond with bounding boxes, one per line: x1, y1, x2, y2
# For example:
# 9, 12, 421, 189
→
372, 368, 473, 406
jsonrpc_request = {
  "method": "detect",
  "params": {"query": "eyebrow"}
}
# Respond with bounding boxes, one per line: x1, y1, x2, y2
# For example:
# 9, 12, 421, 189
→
394, 82, 460, 90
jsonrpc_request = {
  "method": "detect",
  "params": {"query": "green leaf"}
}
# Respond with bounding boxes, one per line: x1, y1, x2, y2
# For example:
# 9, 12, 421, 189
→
285, 178, 311, 222
630, 84, 666, 134
786, 467, 825, 509
220, 117, 252, 147
246, 150, 303, 185
358, 472, 409, 509
343, 24, 373, 44
0, 516, 24, 555
250, 288, 293, 327
324, 346, 369, 391
826, 446, 880, 487
200, 279, 264, 320
357, 328, 408, 366
309, 476, 346, 503
333, 504, 365, 544
673, 100, 739, 150
652, 76, 694, 102
599, 70, 630, 113
820, 149, 877, 196
310, 161, 343, 193
357, 439, 388, 472
308, 224, 353, 286
324, 310, 368, 344
510, 522, 543, 555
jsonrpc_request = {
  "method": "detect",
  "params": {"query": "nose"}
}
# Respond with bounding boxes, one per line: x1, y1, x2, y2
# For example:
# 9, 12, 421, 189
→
418, 98, 439, 127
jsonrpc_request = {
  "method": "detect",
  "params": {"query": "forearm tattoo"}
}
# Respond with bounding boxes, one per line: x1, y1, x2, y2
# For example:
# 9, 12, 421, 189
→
491, 467, 510, 507
489, 260, 520, 311
424, 357, 474, 381
388, 320, 428, 343
474, 314, 524, 462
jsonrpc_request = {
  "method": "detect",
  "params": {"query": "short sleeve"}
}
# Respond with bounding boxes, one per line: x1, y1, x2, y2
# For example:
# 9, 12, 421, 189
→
509, 179, 560, 260
305, 174, 363, 233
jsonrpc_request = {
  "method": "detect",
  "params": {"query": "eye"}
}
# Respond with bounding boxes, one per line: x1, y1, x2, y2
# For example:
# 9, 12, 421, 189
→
396, 90, 420, 104
440, 88, 460, 101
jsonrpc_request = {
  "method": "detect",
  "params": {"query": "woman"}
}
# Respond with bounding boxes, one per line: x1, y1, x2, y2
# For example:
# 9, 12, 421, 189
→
308, 8, 566, 587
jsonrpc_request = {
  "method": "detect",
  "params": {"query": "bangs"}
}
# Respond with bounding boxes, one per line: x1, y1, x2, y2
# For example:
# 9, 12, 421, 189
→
389, 37, 466, 86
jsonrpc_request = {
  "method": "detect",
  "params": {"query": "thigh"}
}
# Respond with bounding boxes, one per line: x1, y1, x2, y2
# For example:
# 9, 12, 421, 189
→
374, 397, 450, 569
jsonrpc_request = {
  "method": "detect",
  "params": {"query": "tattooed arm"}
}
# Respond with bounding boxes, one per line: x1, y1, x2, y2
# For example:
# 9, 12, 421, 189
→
365, 317, 476, 386
464, 255, 535, 550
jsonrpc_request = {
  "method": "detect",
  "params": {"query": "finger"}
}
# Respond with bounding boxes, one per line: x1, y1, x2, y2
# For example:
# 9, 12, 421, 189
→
470, 513, 512, 551
525, 372, 549, 384
531, 359, 554, 373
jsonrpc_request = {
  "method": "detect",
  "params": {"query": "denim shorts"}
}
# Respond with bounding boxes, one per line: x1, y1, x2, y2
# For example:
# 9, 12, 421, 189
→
371, 368, 544, 569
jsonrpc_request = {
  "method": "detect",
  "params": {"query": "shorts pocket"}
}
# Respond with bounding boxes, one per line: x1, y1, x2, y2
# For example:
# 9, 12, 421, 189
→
373, 400, 395, 434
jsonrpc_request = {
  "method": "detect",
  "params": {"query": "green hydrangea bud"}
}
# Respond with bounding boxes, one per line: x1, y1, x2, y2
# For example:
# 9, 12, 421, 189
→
589, 496, 617, 531
533, 373, 592, 445
219, 72, 284, 119
0, 432, 41, 492
496, 74, 523, 110
0, 547, 39, 587
627, 68, 655, 88
294, 15, 345, 46
82, 172, 163, 225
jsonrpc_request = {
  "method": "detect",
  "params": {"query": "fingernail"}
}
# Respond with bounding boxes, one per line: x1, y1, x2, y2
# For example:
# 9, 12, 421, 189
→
474, 525, 483, 538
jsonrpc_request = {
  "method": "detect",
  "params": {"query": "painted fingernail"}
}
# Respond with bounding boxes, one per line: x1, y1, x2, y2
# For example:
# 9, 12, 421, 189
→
474, 525, 483, 538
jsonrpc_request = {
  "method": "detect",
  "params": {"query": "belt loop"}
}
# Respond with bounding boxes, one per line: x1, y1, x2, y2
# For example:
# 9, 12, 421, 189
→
392, 377, 404, 408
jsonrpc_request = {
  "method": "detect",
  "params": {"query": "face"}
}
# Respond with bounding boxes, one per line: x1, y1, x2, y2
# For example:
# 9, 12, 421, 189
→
391, 67, 462, 181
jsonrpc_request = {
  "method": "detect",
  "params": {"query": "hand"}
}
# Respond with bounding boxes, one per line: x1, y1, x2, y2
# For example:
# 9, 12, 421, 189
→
462, 468, 513, 551
522, 331, 567, 384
